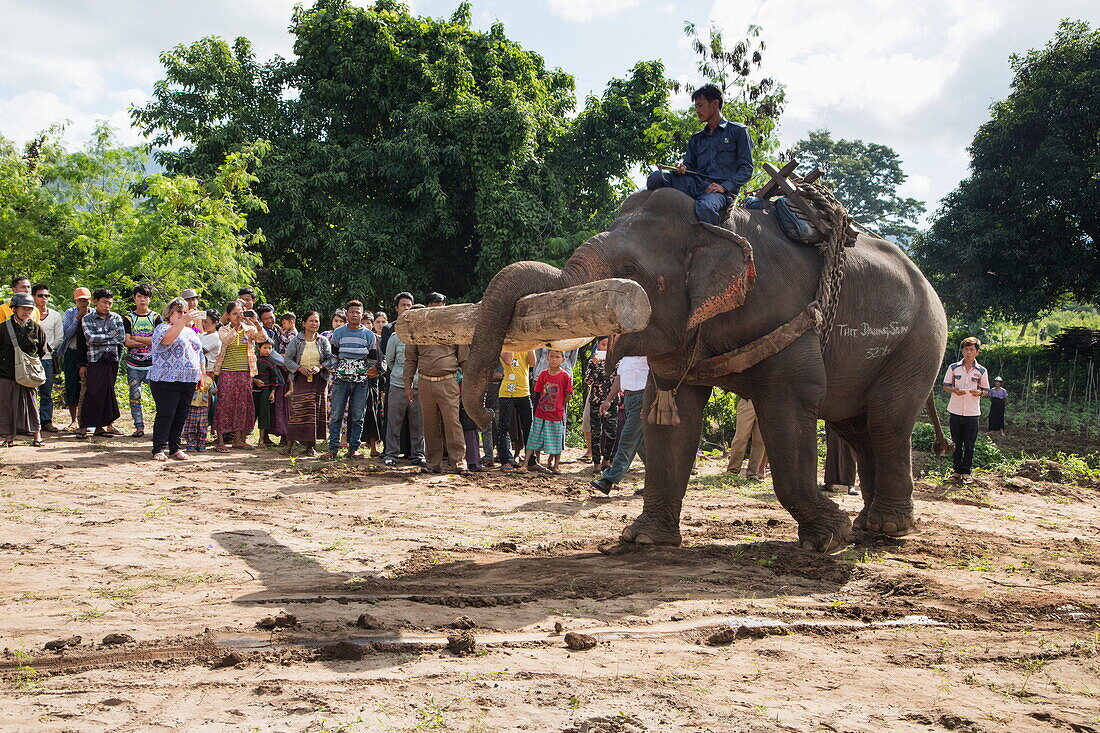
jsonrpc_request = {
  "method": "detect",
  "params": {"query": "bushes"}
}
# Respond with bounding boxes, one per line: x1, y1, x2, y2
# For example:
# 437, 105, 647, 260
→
911, 422, 936, 451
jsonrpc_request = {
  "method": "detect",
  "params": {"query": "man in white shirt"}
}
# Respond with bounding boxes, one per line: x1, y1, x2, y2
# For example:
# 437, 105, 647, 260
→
199, 309, 222, 369
942, 336, 990, 482
590, 355, 649, 495
32, 283, 64, 432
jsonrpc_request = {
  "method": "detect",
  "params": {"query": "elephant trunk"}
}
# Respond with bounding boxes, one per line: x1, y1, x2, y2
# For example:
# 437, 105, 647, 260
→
462, 249, 611, 430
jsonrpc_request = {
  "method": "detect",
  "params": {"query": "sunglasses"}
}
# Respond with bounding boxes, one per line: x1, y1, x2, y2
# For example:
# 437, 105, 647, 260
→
34, 293, 50, 298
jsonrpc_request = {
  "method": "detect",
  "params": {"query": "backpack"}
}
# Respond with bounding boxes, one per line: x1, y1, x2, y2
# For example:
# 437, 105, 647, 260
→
6, 318, 45, 388
774, 196, 825, 245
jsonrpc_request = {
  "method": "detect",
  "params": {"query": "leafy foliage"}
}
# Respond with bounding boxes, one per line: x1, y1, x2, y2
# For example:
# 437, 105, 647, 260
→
646, 23, 787, 193
131, 0, 672, 313
914, 20, 1100, 322
0, 124, 264, 308
789, 129, 926, 241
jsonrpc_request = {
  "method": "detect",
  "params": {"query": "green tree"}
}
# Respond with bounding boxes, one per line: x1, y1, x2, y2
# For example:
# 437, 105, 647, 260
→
131, 0, 672, 313
789, 129, 926, 241
0, 124, 264, 307
644, 22, 787, 192
914, 20, 1100, 322
0, 131, 78, 286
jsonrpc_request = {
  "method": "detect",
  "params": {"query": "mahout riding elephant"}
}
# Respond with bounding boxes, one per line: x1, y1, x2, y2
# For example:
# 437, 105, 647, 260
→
462, 188, 947, 553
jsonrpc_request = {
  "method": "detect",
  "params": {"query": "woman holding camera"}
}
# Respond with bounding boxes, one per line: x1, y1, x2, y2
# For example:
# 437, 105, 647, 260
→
147, 298, 205, 461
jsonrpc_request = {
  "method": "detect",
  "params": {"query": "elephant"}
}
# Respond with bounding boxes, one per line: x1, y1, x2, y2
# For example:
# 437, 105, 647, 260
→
461, 187, 948, 553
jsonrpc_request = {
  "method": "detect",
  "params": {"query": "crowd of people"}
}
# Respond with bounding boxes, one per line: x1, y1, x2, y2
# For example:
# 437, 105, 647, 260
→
0, 275, 1010, 492
0, 277, 655, 489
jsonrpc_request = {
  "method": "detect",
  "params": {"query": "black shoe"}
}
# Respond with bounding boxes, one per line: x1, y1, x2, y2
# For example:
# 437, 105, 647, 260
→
590, 477, 614, 495
413, 457, 427, 468
383, 458, 397, 467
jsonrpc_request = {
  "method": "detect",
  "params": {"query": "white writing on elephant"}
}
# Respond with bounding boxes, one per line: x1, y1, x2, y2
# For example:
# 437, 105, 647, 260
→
836, 322, 909, 339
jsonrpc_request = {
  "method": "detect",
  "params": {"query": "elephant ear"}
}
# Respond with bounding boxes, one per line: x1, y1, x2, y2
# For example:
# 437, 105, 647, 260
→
685, 221, 756, 330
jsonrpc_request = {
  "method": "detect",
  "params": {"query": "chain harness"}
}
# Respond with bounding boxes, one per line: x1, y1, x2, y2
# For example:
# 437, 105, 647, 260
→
800, 181, 853, 352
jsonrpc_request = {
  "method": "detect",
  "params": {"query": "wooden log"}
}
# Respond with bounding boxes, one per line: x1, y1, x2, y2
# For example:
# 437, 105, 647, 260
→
755, 159, 799, 199
799, 167, 823, 185
395, 278, 651, 350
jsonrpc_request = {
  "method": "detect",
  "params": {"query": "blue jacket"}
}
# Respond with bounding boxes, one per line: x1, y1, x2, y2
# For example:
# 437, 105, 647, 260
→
684, 119, 754, 195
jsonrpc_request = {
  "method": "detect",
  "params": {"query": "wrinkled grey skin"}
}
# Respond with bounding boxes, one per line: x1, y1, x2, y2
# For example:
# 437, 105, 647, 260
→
463, 189, 947, 552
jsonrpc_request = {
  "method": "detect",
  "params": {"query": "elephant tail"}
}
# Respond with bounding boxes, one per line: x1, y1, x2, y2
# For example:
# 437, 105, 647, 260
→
926, 391, 953, 456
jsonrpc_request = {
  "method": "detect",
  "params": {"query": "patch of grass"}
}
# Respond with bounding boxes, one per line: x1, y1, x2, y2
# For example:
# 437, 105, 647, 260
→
67, 605, 107, 620
11, 650, 38, 689
92, 585, 145, 603
92, 571, 225, 606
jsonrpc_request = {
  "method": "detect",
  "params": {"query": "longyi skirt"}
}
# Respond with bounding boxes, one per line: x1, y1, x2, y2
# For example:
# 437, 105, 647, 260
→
287, 374, 327, 444
0, 377, 40, 435
213, 370, 256, 434
80, 359, 120, 429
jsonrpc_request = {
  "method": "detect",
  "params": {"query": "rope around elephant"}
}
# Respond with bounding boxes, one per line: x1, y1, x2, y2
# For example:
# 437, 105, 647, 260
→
801, 180, 853, 351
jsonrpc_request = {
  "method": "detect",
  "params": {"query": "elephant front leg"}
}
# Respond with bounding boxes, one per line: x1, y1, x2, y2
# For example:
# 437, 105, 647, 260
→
620, 383, 711, 547
756, 395, 852, 553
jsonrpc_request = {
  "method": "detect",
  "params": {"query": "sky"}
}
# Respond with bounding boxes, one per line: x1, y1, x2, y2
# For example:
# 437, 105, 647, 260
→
1, 0, 1096, 219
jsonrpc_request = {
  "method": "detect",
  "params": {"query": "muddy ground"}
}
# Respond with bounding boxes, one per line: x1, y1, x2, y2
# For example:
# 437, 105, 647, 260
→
1, 429, 1098, 732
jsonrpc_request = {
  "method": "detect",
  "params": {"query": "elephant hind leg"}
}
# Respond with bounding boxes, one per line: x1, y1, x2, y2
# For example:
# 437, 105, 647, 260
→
828, 416, 877, 531
861, 396, 923, 537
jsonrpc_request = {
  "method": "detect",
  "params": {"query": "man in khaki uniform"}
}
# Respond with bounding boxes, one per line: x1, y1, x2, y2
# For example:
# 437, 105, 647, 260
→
726, 397, 767, 479
403, 292, 470, 476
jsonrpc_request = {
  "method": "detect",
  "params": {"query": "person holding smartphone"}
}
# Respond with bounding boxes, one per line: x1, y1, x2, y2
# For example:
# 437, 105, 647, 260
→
942, 336, 990, 483
147, 299, 206, 461
210, 300, 268, 451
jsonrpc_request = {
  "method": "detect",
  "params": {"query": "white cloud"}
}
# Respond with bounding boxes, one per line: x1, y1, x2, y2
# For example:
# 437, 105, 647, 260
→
708, 0, 1004, 126
546, 0, 644, 23
701, 0, 1098, 219
0, 0, 298, 149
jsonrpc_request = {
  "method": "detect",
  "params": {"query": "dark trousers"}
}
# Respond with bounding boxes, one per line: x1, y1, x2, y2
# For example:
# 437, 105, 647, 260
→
589, 401, 618, 465
949, 413, 980, 475
150, 380, 197, 455
496, 396, 532, 464
38, 358, 55, 423
647, 170, 733, 225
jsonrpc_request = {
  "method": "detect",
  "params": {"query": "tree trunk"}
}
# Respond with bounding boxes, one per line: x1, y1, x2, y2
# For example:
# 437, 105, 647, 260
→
396, 278, 650, 350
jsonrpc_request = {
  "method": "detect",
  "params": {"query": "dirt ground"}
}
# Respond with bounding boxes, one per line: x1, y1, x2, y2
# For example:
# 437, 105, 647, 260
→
1, 427, 1098, 733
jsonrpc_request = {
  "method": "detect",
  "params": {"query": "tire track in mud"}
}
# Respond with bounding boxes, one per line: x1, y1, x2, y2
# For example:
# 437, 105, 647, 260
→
0, 635, 218, 674
2, 615, 952, 677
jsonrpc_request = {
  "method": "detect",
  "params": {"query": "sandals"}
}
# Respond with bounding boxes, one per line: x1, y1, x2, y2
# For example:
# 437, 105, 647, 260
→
74, 431, 88, 440
213, 445, 231, 453
32, 440, 44, 447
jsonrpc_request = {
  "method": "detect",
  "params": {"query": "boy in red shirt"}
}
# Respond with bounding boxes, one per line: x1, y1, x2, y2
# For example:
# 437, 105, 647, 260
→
523, 350, 573, 474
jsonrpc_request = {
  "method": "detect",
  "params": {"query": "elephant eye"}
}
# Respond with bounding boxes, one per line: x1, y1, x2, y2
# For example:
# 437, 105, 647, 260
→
619, 264, 637, 276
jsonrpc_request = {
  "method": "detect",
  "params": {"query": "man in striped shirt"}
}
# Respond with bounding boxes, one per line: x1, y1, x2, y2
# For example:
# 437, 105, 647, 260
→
323, 300, 380, 459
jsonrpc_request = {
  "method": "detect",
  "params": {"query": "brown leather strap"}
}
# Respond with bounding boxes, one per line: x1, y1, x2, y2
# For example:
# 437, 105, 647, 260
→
686, 303, 821, 382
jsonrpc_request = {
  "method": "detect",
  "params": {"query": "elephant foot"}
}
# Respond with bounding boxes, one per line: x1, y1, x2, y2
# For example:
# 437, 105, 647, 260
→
852, 507, 869, 532
620, 513, 682, 547
796, 507, 852, 553
863, 504, 918, 537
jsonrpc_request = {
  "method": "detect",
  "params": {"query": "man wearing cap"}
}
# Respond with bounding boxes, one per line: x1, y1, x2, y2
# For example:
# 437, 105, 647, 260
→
0, 276, 40, 323
59, 287, 93, 430
32, 283, 63, 432
987, 377, 1007, 435
0, 292, 47, 447
180, 289, 201, 324
403, 292, 470, 475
